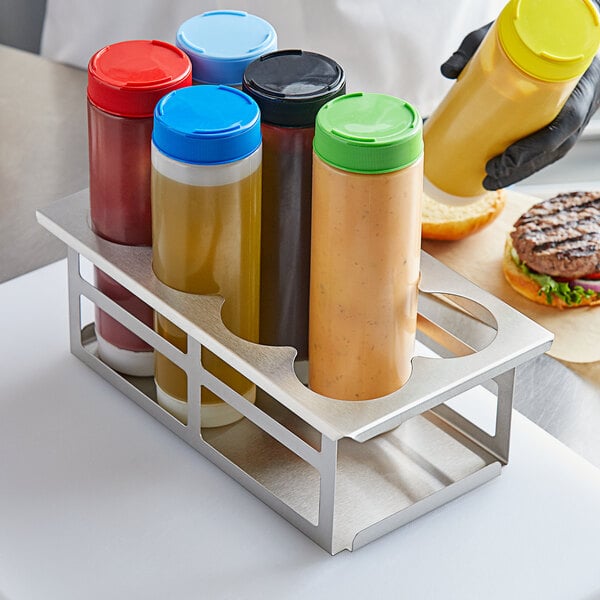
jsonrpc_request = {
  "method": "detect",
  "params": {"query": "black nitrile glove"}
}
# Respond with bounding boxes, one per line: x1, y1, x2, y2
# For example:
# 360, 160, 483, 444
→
483, 57, 600, 190
440, 20, 600, 191
440, 23, 491, 79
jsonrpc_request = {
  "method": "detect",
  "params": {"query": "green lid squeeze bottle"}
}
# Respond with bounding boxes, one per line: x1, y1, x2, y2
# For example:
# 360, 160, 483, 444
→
309, 93, 423, 400
424, 0, 600, 205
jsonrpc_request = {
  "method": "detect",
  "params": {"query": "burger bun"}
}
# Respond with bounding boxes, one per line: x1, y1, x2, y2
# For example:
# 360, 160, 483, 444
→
422, 188, 505, 241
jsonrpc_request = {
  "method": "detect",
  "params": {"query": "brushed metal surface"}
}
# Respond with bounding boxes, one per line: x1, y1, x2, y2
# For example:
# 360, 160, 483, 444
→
37, 190, 553, 553
0, 44, 88, 283
69, 318, 505, 555
37, 189, 553, 443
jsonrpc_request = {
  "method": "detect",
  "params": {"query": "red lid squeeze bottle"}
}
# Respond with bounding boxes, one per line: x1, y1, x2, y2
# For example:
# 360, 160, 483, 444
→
87, 40, 191, 376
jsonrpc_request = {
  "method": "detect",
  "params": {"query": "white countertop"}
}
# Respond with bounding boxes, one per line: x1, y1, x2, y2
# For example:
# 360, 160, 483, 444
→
1, 260, 600, 600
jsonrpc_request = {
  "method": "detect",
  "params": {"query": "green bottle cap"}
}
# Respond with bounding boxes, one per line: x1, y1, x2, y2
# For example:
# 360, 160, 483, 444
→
313, 92, 423, 174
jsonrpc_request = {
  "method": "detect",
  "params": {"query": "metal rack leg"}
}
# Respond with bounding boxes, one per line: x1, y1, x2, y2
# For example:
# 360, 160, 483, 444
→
67, 248, 85, 359
315, 435, 338, 553
430, 368, 515, 465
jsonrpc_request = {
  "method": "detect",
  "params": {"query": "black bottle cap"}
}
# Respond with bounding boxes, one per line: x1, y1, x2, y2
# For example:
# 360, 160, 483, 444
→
242, 49, 346, 127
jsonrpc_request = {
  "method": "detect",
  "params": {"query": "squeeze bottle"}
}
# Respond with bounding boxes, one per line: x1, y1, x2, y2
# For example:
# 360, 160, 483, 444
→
87, 40, 191, 375
176, 10, 277, 86
424, 0, 600, 205
310, 93, 423, 400
242, 50, 345, 368
151, 85, 261, 428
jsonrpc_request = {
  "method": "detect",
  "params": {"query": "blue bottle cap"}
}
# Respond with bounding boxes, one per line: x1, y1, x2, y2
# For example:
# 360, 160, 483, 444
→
176, 10, 277, 85
153, 85, 261, 165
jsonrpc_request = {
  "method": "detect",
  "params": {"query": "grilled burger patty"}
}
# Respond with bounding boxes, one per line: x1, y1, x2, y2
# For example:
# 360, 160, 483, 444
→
510, 191, 600, 279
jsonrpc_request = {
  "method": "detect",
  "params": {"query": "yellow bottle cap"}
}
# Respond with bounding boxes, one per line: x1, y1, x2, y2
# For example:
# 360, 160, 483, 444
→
497, 0, 600, 82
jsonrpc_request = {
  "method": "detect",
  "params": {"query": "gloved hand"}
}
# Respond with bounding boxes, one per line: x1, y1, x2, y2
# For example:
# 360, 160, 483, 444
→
440, 21, 600, 191
440, 23, 491, 79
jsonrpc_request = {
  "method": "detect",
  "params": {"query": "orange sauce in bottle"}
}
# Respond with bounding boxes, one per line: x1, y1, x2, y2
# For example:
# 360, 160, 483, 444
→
309, 93, 423, 400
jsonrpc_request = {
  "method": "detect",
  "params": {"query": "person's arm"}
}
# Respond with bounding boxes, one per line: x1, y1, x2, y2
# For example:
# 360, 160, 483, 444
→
440, 14, 600, 190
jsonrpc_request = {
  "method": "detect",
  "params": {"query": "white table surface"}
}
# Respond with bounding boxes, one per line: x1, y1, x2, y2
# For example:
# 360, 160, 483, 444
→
1, 260, 600, 600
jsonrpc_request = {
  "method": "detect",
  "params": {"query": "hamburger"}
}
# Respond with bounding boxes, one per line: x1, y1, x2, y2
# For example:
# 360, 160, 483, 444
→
503, 191, 600, 308
422, 189, 505, 240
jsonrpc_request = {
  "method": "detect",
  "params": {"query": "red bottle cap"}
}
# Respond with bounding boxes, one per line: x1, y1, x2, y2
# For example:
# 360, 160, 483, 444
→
88, 40, 192, 117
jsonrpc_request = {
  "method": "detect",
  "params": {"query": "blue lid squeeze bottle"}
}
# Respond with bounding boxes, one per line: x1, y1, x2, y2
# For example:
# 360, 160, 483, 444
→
176, 10, 277, 86
151, 85, 262, 428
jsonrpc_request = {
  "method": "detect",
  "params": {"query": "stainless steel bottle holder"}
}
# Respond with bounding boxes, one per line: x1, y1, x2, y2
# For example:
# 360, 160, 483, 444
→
37, 190, 553, 555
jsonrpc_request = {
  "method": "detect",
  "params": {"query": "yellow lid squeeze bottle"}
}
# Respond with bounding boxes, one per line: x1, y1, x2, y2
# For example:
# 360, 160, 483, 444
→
424, 0, 600, 205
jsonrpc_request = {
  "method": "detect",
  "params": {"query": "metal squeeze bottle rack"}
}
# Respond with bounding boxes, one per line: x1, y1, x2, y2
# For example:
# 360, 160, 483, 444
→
37, 190, 553, 554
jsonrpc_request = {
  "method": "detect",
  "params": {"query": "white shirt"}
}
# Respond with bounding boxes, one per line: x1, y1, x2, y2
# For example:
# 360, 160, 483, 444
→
41, 0, 506, 116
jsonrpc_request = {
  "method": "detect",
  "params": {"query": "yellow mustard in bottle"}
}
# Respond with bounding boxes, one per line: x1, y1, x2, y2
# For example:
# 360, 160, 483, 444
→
151, 85, 261, 428
424, 0, 600, 205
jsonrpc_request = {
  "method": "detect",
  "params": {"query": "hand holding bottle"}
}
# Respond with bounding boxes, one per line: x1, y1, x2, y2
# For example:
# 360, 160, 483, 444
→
439, 4, 600, 191
482, 57, 600, 190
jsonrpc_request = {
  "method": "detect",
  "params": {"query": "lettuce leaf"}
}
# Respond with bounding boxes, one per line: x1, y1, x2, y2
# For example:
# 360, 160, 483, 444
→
510, 247, 598, 306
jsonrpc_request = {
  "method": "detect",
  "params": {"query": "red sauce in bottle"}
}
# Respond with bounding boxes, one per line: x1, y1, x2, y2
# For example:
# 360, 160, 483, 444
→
87, 40, 191, 375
